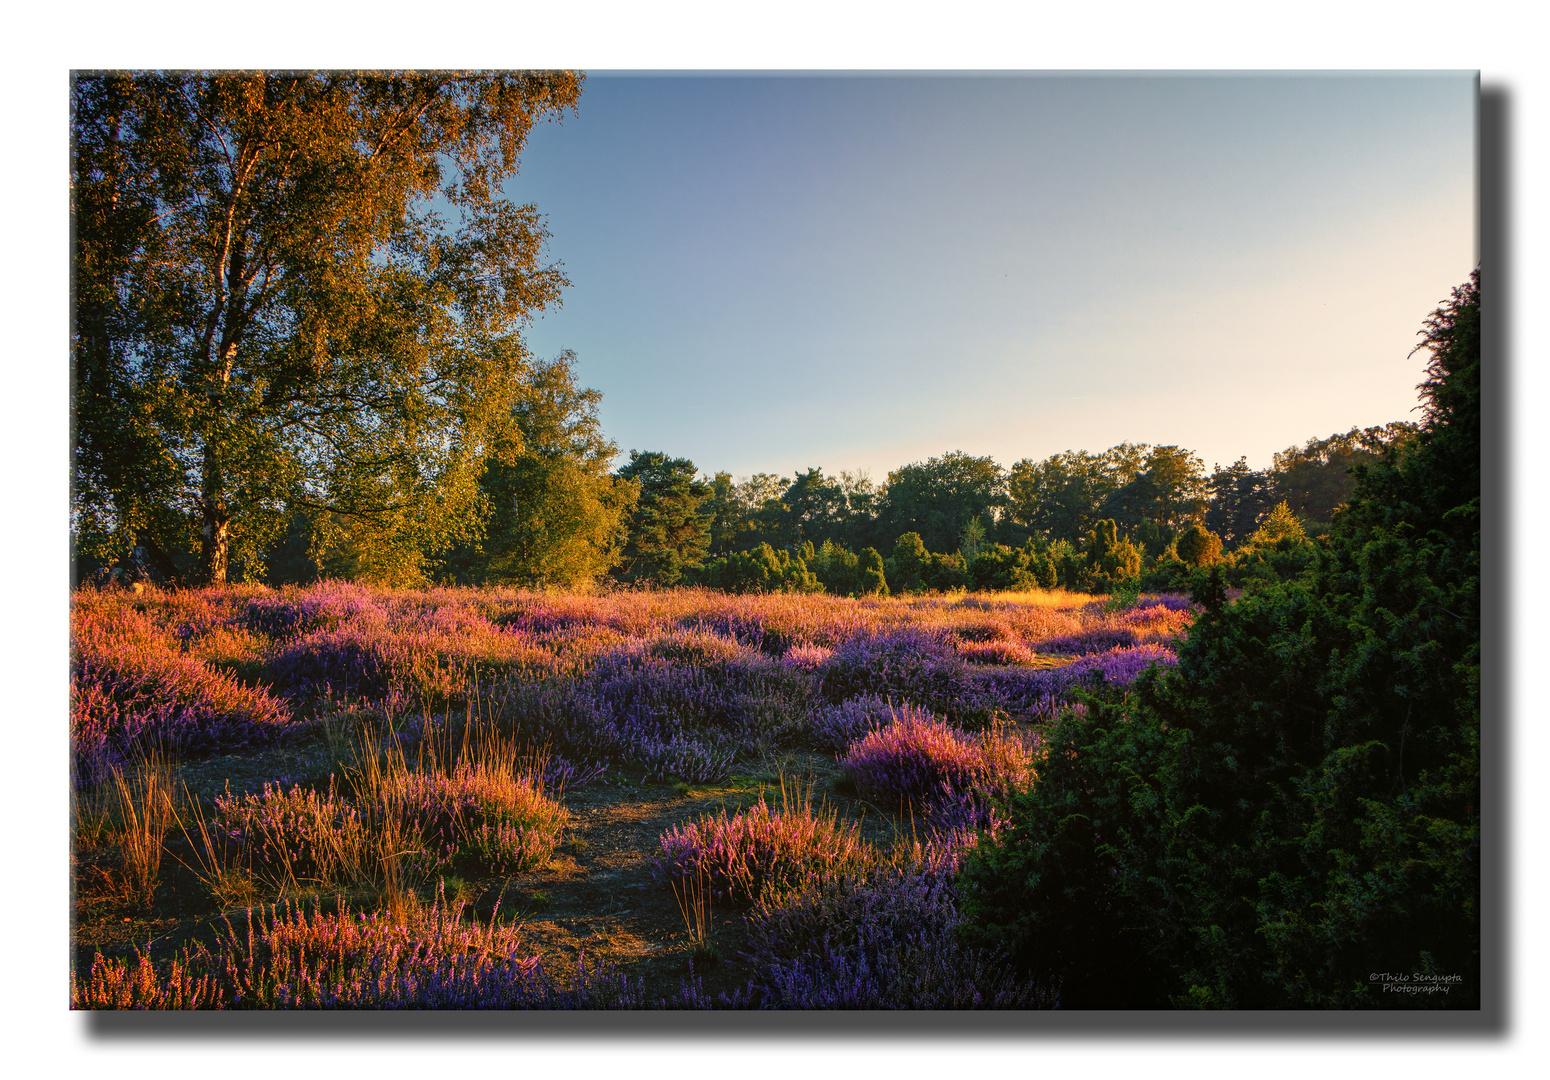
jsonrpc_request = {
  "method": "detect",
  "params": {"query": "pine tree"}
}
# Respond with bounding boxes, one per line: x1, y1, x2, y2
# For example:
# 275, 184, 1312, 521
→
614, 452, 712, 586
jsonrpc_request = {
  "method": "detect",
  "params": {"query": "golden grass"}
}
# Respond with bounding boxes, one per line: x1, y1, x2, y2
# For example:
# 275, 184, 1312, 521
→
107, 748, 181, 909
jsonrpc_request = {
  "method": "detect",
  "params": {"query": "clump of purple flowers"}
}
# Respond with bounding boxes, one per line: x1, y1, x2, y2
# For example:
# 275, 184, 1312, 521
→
971, 643, 1180, 717
214, 780, 370, 891
819, 627, 971, 721
957, 638, 1037, 665
810, 695, 898, 752
780, 642, 833, 670
71, 647, 296, 787
1034, 626, 1140, 656
677, 853, 1050, 1009
653, 789, 869, 903
841, 709, 1034, 831
386, 764, 570, 876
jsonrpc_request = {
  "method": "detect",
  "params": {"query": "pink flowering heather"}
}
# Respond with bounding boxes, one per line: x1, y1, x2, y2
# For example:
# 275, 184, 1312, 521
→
1034, 626, 1141, 656
653, 792, 869, 903
1121, 600, 1197, 640
780, 642, 833, 670
216, 760, 567, 885
841, 710, 1034, 824
385, 763, 569, 875
215, 780, 370, 890
71, 631, 295, 785
957, 638, 1038, 665
715, 854, 1049, 1010
818, 627, 973, 724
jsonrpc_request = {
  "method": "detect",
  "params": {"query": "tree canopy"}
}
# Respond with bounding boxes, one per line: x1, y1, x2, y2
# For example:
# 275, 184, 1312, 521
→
614, 451, 713, 586
451, 351, 636, 589
72, 71, 583, 584
878, 451, 1005, 555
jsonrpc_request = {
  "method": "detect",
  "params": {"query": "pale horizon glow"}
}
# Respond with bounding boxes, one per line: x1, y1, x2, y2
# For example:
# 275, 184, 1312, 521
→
504, 73, 1475, 483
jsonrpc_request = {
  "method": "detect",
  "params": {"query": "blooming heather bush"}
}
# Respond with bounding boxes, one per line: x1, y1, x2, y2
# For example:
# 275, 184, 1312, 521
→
653, 791, 869, 903
967, 641, 1171, 715
818, 627, 972, 720
957, 638, 1037, 665
647, 628, 762, 666
1132, 592, 1197, 612
1034, 626, 1140, 656
841, 711, 1034, 827
483, 679, 616, 761
215, 781, 370, 891
264, 625, 408, 701
71, 646, 295, 785
241, 581, 390, 638
720, 857, 1049, 1009
386, 764, 569, 875
217, 751, 567, 887
810, 695, 900, 752
71, 895, 644, 1009
971, 643, 1180, 717
571, 649, 813, 780
780, 642, 833, 670
1121, 600, 1197, 640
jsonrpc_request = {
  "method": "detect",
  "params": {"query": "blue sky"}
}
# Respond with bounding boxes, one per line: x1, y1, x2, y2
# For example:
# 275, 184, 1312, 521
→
503, 73, 1476, 482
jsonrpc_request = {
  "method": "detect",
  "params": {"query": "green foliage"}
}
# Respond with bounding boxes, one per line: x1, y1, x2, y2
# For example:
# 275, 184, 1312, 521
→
1175, 524, 1223, 568
702, 543, 820, 595
969, 541, 1042, 592
1244, 500, 1306, 548
891, 532, 929, 594
1271, 422, 1419, 524
960, 271, 1481, 1009
1204, 457, 1278, 548
805, 540, 888, 597
1084, 519, 1143, 592
878, 452, 1005, 555
807, 540, 862, 597
921, 551, 969, 593
1099, 445, 1208, 536
782, 468, 852, 549
702, 472, 790, 556
858, 547, 888, 597
1008, 442, 1201, 544
1006, 449, 1112, 542
452, 352, 637, 590
614, 451, 713, 586
71, 71, 582, 585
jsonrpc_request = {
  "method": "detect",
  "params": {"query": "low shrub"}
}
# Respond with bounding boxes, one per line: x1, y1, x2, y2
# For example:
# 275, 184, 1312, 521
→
841, 710, 1034, 827
675, 850, 1049, 1009
1034, 626, 1139, 655
971, 643, 1180, 717
653, 785, 869, 903
214, 780, 372, 892
957, 638, 1037, 665
71, 647, 295, 786
818, 627, 972, 721
386, 764, 569, 876
810, 695, 899, 752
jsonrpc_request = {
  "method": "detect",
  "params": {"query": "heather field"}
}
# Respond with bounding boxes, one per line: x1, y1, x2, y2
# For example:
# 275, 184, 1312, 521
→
69, 580, 1194, 1009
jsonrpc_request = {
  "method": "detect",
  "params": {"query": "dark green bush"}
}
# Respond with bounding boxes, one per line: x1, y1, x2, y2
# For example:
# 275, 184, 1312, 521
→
1175, 524, 1223, 567
960, 272, 1480, 1009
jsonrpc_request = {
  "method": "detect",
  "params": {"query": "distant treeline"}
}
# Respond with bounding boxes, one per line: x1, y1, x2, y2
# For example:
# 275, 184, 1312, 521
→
98, 396, 1409, 598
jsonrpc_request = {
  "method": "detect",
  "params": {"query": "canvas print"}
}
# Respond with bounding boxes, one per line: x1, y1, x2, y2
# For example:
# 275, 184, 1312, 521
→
69, 71, 1479, 1010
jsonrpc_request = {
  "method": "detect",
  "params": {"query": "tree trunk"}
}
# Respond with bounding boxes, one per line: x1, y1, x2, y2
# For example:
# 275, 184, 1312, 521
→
200, 505, 230, 585
200, 440, 230, 585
